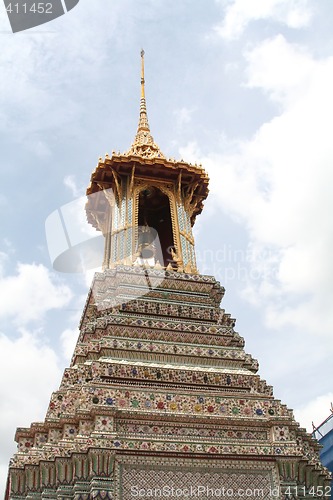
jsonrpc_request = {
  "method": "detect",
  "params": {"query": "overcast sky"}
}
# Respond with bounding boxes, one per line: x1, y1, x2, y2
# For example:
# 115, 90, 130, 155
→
1, 0, 333, 494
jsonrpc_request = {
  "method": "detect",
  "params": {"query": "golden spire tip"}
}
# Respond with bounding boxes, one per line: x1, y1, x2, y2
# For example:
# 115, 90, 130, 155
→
126, 49, 164, 159
140, 49, 145, 99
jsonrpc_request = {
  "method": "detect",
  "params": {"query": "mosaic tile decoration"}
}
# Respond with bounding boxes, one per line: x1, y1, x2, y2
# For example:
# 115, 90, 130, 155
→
7, 268, 331, 498
119, 460, 277, 500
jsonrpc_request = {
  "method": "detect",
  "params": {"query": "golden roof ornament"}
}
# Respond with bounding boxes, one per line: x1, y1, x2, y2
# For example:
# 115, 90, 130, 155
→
126, 50, 165, 159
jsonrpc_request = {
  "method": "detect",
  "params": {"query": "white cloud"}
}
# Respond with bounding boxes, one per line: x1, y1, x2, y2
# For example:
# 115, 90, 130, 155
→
63, 175, 84, 198
45, 193, 104, 273
0, 329, 62, 493
0, 1, 125, 140
179, 141, 203, 163
0, 262, 72, 325
244, 35, 316, 106
0, 252, 8, 278
84, 268, 101, 287
215, 0, 312, 40
294, 393, 333, 433
60, 327, 79, 361
173, 107, 195, 128
197, 36, 333, 340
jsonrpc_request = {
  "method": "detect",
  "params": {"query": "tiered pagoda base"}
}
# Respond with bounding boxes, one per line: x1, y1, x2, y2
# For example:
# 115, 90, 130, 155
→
7, 266, 331, 499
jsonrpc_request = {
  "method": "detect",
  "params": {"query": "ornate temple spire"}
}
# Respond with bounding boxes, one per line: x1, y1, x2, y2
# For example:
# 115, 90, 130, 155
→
138, 49, 150, 133
126, 50, 165, 159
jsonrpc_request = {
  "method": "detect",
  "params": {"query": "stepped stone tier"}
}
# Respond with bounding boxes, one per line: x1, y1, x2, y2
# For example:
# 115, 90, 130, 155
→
6, 51, 331, 499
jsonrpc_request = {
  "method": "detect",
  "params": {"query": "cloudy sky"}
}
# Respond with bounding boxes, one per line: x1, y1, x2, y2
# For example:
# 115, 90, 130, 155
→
1, 0, 333, 493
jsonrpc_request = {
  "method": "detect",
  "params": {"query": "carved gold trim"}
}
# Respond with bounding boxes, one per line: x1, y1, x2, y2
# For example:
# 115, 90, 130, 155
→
129, 165, 136, 197
180, 229, 195, 246
177, 172, 182, 204
110, 169, 122, 202
110, 224, 131, 235
184, 181, 199, 215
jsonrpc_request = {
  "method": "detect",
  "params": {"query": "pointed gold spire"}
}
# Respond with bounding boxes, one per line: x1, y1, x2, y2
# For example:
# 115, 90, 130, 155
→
126, 50, 164, 159
141, 48, 145, 97
137, 49, 149, 132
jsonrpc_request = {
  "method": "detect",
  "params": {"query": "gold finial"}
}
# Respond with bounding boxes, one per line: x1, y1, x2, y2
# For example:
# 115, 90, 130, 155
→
141, 49, 145, 100
137, 48, 149, 133
126, 50, 165, 159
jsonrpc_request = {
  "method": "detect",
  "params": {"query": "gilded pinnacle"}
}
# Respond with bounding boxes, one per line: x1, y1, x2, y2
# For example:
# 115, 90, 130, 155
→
141, 49, 145, 100
126, 50, 165, 159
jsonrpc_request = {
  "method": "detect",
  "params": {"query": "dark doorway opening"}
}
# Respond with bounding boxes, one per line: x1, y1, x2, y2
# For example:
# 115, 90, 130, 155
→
138, 187, 175, 266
